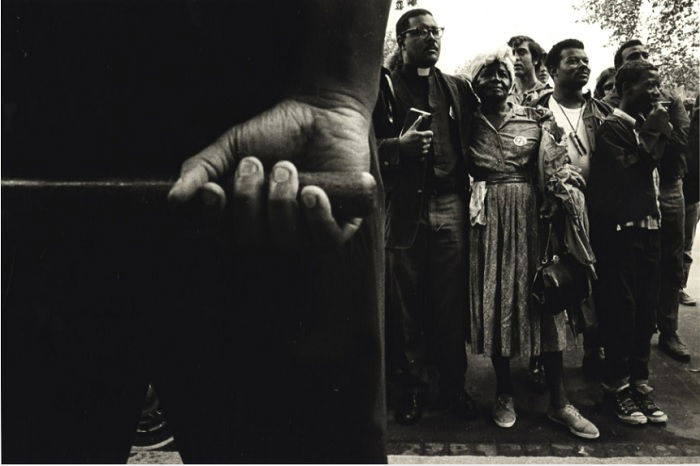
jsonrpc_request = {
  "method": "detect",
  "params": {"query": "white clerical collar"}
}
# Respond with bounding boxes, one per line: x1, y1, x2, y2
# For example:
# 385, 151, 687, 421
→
417, 67, 430, 76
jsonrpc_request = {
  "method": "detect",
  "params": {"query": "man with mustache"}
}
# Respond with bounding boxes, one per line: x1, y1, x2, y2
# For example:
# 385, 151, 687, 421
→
534, 39, 612, 380
508, 35, 550, 107
605, 40, 691, 363
379, 8, 478, 426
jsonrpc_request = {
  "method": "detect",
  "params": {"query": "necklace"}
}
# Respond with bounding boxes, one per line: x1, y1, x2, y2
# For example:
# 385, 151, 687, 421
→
555, 99, 587, 156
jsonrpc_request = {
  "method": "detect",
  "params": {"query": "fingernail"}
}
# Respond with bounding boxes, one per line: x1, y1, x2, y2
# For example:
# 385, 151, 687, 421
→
302, 192, 316, 208
238, 159, 258, 177
201, 189, 219, 206
273, 166, 290, 183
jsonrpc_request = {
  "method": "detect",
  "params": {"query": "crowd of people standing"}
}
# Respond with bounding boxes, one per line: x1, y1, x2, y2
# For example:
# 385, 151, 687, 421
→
376, 7, 698, 440
4, 1, 698, 462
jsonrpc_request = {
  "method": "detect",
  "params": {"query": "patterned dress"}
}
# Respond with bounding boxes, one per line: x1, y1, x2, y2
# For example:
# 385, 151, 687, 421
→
467, 103, 567, 358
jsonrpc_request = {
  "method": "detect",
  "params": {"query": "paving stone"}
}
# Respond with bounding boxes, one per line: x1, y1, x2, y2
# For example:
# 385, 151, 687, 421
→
523, 443, 552, 456
449, 443, 487, 456
678, 444, 700, 456
423, 443, 448, 456
550, 443, 576, 456
474, 443, 498, 456
654, 444, 684, 457
601, 443, 633, 458
572, 444, 596, 457
387, 442, 422, 456
625, 443, 656, 457
497, 443, 523, 456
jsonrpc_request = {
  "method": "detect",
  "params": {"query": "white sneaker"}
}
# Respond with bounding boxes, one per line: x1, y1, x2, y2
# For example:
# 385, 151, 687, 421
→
548, 404, 600, 439
492, 394, 516, 428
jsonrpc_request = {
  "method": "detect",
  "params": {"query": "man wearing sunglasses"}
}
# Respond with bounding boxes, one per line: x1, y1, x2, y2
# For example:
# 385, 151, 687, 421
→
379, 8, 478, 426
605, 40, 691, 364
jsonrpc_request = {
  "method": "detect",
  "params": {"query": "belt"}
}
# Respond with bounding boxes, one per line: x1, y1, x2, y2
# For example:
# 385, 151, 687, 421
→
475, 173, 532, 185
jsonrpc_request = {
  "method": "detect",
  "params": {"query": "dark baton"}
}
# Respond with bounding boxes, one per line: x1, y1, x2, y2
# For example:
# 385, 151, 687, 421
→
1, 172, 377, 219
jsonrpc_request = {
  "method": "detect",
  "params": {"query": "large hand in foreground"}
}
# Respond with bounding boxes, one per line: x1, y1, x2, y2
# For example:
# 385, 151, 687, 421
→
168, 97, 373, 248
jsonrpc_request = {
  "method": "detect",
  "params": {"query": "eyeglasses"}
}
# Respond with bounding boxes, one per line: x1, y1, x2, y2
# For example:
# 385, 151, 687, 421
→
400, 26, 444, 39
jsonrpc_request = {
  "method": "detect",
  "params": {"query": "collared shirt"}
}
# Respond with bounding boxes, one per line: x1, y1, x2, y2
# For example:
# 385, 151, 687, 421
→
611, 108, 661, 231
509, 80, 551, 108
468, 102, 541, 182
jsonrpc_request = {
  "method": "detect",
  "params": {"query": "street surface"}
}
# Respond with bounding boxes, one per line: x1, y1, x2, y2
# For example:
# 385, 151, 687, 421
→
129, 234, 700, 463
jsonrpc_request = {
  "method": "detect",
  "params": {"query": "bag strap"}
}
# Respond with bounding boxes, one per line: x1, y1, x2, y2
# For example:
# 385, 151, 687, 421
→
541, 221, 553, 265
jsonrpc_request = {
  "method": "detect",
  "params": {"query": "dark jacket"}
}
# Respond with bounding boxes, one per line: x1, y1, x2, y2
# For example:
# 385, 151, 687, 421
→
534, 90, 613, 155
604, 88, 689, 183
588, 110, 670, 227
378, 66, 478, 249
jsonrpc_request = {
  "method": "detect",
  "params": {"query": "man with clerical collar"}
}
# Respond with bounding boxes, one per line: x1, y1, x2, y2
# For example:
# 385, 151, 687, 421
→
508, 35, 550, 107
534, 38, 613, 380
605, 39, 691, 364
378, 8, 478, 426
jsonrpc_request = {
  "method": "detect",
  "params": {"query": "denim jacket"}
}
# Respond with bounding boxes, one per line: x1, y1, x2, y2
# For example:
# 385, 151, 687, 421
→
534, 90, 613, 155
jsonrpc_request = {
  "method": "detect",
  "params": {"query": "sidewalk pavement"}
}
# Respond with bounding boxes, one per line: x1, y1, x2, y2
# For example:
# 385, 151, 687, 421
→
129, 237, 700, 463
386, 236, 700, 461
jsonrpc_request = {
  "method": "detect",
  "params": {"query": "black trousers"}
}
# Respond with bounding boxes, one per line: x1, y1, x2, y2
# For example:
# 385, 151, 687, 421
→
386, 193, 468, 397
657, 179, 685, 337
2, 190, 386, 463
593, 227, 660, 388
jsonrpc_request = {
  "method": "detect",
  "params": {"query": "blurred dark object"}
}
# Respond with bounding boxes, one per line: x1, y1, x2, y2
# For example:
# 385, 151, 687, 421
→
133, 384, 174, 451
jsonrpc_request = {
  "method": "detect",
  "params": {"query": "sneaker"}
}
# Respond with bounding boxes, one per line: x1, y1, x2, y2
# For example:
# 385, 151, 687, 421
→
659, 333, 691, 363
630, 387, 668, 424
610, 388, 647, 425
680, 289, 696, 306
547, 404, 600, 439
492, 394, 516, 428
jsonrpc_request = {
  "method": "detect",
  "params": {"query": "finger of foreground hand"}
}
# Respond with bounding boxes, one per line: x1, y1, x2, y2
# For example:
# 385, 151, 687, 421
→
301, 186, 363, 246
168, 142, 230, 204
197, 182, 227, 215
268, 161, 300, 249
232, 156, 266, 247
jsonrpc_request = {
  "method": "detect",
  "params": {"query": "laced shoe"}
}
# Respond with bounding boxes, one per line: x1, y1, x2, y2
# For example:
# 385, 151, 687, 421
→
492, 394, 516, 428
547, 404, 600, 439
659, 333, 691, 363
609, 388, 647, 425
679, 289, 696, 306
630, 386, 668, 424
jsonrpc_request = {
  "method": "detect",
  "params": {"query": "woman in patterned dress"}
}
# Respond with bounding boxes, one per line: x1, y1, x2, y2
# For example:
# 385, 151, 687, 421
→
465, 48, 599, 439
